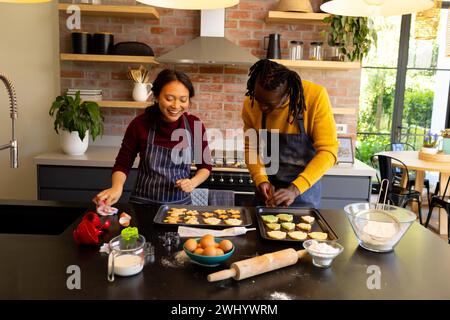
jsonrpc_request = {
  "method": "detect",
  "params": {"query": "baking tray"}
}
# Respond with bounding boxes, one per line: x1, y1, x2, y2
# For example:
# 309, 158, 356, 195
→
154, 205, 252, 228
255, 207, 338, 242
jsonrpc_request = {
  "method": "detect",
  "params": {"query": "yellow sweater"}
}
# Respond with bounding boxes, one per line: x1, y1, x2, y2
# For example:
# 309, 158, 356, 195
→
242, 80, 338, 194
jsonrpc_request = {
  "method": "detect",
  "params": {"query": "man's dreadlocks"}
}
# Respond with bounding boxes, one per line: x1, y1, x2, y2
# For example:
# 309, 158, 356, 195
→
245, 59, 306, 123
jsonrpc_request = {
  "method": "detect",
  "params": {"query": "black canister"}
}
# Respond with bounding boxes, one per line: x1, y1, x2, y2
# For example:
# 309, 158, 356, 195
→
264, 33, 281, 59
71, 32, 91, 54
91, 32, 114, 55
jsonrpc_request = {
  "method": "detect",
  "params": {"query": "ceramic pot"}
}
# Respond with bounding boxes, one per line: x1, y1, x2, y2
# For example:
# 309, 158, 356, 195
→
60, 129, 89, 155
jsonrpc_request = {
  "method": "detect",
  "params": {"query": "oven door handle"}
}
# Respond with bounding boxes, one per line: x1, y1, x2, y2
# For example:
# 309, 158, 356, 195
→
233, 191, 255, 195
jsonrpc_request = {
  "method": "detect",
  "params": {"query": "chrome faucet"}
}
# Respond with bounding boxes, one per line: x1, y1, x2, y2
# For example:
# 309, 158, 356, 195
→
0, 73, 18, 168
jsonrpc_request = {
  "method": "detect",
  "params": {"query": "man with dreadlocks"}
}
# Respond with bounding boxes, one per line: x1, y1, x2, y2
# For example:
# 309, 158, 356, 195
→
242, 59, 338, 208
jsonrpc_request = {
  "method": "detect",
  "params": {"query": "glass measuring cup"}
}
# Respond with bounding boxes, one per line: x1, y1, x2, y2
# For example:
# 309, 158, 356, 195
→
107, 234, 146, 282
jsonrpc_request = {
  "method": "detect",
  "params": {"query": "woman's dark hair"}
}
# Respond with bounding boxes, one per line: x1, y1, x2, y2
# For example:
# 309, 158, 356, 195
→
246, 59, 306, 123
151, 69, 195, 99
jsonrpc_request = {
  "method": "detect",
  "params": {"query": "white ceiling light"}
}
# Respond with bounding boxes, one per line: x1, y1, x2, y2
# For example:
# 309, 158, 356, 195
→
135, 0, 239, 10
320, 0, 435, 17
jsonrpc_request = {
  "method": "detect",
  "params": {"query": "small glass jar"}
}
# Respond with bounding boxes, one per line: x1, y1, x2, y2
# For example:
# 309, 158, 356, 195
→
289, 40, 304, 60
330, 43, 345, 61
309, 42, 323, 61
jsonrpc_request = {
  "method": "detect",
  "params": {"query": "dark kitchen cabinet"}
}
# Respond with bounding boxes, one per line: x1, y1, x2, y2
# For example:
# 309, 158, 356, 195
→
37, 165, 371, 209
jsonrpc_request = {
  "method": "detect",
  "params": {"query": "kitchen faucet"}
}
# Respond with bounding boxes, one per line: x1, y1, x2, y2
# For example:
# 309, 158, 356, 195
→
0, 73, 18, 168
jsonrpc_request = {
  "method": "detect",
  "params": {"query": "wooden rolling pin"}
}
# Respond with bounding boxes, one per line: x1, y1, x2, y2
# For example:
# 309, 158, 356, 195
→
207, 248, 307, 282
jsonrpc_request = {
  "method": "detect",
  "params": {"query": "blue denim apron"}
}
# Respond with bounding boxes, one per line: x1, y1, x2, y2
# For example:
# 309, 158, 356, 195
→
260, 112, 322, 208
130, 114, 193, 205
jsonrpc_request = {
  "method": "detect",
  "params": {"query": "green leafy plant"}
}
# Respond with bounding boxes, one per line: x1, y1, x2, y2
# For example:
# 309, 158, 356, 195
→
323, 15, 377, 62
49, 91, 103, 141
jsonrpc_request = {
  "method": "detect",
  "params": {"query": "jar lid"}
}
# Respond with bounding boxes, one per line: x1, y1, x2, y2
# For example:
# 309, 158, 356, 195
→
290, 40, 304, 45
310, 41, 323, 45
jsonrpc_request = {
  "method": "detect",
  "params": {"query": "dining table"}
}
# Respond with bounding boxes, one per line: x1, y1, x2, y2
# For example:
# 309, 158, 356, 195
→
377, 150, 450, 235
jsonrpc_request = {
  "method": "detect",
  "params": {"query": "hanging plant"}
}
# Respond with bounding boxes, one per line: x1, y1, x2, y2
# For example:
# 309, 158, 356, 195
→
323, 15, 377, 62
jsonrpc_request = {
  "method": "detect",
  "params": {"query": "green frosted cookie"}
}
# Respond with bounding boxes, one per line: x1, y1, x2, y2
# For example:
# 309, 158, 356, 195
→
266, 223, 281, 230
276, 214, 294, 222
261, 215, 278, 223
281, 222, 295, 231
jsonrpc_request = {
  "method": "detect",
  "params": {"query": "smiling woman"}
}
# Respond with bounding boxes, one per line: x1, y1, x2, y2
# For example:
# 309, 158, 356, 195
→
93, 69, 212, 206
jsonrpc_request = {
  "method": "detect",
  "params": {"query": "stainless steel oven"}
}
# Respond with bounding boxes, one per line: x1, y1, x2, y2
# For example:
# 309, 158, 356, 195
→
191, 157, 256, 206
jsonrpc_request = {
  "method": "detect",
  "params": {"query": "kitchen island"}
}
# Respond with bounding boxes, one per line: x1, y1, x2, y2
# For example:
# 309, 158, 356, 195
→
1, 200, 449, 300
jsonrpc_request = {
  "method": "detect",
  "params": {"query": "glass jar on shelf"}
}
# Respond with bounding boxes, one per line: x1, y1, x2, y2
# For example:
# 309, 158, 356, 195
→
309, 42, 323, 61
330, 43, 345, 61
289, 41, 304, 60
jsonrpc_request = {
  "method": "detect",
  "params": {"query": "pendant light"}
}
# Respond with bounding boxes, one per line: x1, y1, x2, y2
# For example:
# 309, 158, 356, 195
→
135, 0, 239, 10
320, 0, 435, 17
0, 0, 51, 2
414, 0, 442, 40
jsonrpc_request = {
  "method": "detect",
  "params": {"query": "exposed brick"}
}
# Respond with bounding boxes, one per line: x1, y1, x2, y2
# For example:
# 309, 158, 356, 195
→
199, 65, 224, 74
61, 70, 84, 78
224, 66, 249, 75
161, 16, 187, 27
190, 74, 213, 83
111, 72, 128, 81
176, 28, 199, 37
150, 27, 175, 35
224, 83, 246, 93
198, 102, 223, 111
226, 11, 251, 20
239, 39, 261, 49
225, 20, 238, 28
199, 84, 223, 92
239, 21, 264, 30
224, 103, 243, 111
327, 87, 348, 97
162, 37, 186, 46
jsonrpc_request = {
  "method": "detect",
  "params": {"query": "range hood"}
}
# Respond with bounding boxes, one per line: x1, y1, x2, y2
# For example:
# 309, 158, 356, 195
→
158, 9, 258, 66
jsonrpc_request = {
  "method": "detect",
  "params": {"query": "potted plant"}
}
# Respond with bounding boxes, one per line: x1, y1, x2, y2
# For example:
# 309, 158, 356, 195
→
441, 129, 450, 155
421, 131, 439, 154
49, 91, 103, 155
323, 15, 377, 62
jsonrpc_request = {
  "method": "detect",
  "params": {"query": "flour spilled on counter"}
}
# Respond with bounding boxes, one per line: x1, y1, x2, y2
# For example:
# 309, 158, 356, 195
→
160, 250, 190, 268
269, 291, 293, 300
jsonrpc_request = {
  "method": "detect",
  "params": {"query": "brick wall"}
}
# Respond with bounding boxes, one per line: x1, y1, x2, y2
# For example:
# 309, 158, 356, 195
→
59, 0, 360, 140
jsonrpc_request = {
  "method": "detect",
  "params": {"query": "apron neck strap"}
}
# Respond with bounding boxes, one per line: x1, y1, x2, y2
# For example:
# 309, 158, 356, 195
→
261, 112, 305, 134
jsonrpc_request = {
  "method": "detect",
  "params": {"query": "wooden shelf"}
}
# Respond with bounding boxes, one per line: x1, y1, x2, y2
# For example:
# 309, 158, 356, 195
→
333, 108, 356, 115
95, 100, 152, 108
58, 3, 159, 20
60, 53, 158, 64
272, 59, 361, 70
266, 11, 329, 24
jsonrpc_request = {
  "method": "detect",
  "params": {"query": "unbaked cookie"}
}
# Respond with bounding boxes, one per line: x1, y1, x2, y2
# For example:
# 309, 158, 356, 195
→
267, 230, 287, 240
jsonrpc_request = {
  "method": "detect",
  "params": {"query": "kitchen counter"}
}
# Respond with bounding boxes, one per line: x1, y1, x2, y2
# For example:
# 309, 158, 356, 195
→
1, 200, 450, 300
33, 146, 376, 176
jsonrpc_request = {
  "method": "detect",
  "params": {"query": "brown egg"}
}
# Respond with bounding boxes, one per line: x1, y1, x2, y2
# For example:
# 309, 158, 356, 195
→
219, 239, 233, 253
184, 238, 197, 252
215, 248, 224, 256
202, 246, 217, 256
194, 248, 204, 255
200, 234, 216, 248
214, 243, 220, 248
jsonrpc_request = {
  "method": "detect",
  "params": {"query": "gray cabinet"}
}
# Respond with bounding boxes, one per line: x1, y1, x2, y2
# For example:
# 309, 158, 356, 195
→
37, 165, 371, 208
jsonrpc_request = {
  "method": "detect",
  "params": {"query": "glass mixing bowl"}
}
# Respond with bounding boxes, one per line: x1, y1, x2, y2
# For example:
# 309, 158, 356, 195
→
344, 203, 417, 252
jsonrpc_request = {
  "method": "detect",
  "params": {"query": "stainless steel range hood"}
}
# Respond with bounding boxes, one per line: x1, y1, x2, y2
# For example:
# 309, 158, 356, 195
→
158, 9, 258, 66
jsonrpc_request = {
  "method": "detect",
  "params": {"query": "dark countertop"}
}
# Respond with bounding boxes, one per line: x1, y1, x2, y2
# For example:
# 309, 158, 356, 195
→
1, 201, 450, 300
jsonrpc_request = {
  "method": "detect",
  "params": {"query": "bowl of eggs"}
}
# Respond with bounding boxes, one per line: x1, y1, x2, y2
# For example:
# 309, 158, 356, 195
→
183, 234, 234, 267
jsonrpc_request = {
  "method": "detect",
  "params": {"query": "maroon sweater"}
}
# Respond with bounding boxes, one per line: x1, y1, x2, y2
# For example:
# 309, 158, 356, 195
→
113, 106, 212, 176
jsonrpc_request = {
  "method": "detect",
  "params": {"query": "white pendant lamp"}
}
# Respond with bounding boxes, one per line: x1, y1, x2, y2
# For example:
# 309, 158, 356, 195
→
135, 0, 239, 10
0, 0, 50, 2
320, 0, 435, 17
